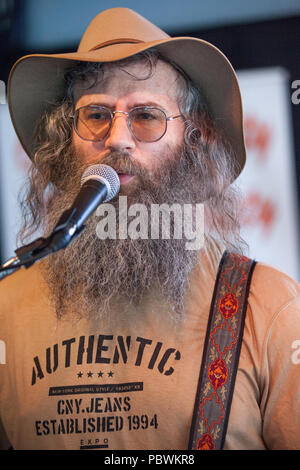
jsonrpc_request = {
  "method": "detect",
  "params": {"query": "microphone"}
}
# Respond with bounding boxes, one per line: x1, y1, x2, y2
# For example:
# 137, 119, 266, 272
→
0, 164, 120, 279
45, 163, 120, 252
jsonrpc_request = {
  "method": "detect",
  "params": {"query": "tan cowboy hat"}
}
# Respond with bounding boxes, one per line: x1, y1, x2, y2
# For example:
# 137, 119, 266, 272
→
8, 7, 246, 177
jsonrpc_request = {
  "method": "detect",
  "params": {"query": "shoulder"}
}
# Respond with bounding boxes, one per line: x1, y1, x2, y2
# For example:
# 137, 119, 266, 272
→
248, 261, 300, 324
0, 263, 49, 321
247, 263, 300, 448
226, 256, 300, 373
229, 259, 300, 449
250, 261, 300, 303
246, 261, 300, 373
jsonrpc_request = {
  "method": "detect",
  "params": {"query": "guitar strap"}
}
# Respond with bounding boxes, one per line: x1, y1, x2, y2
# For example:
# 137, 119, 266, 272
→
188, 251, 257, 450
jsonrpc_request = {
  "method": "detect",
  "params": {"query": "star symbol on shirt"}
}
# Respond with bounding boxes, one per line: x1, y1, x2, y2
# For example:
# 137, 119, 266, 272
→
108, 371, 114, 377
98, 371, 104, 378
77, 371, 83, 378
87, 371, 93, 378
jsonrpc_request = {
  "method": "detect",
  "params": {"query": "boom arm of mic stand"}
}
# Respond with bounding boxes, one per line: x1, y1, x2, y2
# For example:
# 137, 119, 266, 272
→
0, 236, 52, 282
0, 210, 86, 282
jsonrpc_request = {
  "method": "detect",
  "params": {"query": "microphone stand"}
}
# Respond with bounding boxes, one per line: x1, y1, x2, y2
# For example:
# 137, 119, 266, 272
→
0, 208, 85, 282
0, 164, 118, 282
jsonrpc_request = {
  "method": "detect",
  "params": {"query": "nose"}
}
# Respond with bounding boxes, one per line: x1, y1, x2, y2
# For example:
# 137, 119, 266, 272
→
104, 112, 136, 152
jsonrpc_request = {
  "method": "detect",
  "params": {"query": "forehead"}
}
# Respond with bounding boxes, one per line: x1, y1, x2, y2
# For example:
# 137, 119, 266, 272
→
73, 59, 182, 107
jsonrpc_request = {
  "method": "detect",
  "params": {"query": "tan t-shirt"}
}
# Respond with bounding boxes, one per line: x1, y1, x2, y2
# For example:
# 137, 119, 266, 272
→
0, 242, 300, 450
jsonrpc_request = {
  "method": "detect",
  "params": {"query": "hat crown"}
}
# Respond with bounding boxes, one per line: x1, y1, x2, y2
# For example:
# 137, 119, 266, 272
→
78, 7, 169, 53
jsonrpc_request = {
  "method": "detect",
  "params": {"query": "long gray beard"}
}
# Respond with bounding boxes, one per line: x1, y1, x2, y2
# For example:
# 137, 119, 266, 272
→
41, 147, 203, 322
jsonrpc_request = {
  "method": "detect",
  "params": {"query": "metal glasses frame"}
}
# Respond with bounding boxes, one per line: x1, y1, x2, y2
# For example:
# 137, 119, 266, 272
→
73, 105, 183, 142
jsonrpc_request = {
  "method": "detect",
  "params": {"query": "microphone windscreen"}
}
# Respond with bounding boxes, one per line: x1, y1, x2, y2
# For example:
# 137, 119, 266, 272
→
80, 164, 120, 202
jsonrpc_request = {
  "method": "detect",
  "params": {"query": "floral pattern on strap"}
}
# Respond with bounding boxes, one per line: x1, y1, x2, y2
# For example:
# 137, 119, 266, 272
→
189, 251, 256, 450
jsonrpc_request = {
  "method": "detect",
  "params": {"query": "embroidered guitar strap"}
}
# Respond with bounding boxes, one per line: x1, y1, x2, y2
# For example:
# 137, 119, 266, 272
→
188, 250, 256, 450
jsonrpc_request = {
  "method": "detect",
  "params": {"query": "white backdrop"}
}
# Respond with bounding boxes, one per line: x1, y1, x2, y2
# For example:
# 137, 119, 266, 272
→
236, 67, 300, 280
0, 67, 299, 280
0, 105, 31, 261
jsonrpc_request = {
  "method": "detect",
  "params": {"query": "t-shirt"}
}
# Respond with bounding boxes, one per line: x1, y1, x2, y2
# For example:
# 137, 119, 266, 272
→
0, 241, 300, 450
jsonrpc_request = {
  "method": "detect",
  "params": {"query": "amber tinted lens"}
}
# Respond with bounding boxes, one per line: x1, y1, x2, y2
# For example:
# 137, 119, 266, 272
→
75, 106, 112, 141
129, 107, 167, 142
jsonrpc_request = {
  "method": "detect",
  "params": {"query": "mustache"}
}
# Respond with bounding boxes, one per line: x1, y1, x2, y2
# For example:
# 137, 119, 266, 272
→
86, 151, 148, 179
79, 151, 164, 197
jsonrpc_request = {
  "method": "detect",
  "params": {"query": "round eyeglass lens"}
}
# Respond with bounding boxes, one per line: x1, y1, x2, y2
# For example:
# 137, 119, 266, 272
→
129, 107, 167, 142
76, 106, 112, 141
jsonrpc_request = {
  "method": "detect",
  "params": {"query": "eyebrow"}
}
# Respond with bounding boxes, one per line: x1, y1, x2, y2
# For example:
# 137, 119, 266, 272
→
78, 101, 168, 112
132, 101, 168, 112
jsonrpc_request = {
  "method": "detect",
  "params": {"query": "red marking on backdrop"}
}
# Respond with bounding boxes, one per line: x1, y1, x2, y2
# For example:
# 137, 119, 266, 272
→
241, 191, 277, 235
244, 115, 272, 161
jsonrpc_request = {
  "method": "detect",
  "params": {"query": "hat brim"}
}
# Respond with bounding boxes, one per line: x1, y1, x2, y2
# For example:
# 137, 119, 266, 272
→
8, 36, 246, 178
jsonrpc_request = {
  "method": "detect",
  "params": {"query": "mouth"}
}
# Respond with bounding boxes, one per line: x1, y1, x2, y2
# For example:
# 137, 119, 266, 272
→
117, 172, 135, 185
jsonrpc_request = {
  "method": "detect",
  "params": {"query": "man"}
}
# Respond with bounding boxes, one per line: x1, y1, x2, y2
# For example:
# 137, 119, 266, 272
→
0, 7, 300, 450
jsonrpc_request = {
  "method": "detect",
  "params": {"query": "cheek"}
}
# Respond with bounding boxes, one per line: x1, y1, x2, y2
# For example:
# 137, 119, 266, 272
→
72, 130, 85, 155
142, 142, 176, 173
72, 130, 104, 164
147, 122, 184, 170
172, 121, 185, 145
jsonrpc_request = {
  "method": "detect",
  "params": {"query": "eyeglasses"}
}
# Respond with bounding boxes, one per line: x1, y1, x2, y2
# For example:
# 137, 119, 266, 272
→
73, 105, 183, 143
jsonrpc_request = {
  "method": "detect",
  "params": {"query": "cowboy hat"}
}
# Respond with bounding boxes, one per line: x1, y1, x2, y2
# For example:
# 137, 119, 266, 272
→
8, 7, 246, 177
